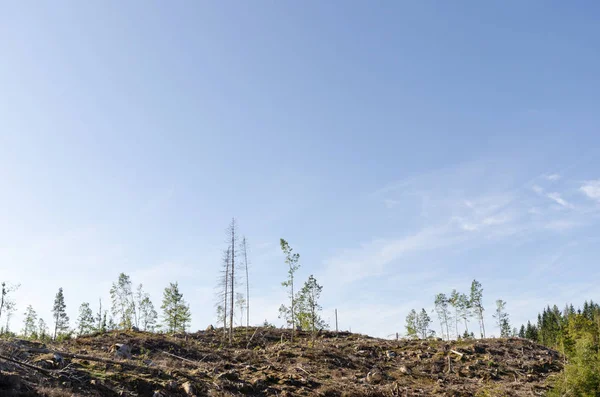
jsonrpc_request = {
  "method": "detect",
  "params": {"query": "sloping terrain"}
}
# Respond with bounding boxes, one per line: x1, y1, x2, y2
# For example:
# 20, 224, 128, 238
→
1, 328, 562, 396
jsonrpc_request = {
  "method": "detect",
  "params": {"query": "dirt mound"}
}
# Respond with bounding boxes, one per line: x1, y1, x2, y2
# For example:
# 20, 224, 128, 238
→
0, 328, 562, 396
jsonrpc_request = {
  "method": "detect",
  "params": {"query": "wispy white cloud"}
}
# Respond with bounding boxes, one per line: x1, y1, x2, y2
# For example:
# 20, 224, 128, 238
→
546, 192, 572, 208
544, 174, 561, 181
322, 225, 456, 284
531, 185, 544, 194
581, 180, 600, 202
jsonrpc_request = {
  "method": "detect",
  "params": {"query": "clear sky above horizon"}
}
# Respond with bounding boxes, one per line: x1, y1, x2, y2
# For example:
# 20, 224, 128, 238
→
1, 1, 599, 338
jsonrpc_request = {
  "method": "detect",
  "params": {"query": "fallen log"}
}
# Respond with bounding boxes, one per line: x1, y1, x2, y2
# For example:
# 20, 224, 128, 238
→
0, 353, 54, 376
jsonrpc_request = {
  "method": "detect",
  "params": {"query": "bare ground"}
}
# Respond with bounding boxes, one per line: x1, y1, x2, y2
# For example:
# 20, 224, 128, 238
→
0, 327, 562, 396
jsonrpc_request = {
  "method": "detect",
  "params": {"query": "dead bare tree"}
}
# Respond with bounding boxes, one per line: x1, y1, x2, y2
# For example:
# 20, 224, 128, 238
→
241, 236, 250, 328
227, 218, 238, 344
215, 247, 231, 340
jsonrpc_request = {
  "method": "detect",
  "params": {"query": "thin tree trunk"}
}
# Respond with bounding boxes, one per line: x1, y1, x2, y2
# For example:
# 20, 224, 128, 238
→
455, 308, 459, 338
291, 271, 295, 342
444, 313, 450, 341
311, 288, 316, 345
481, 308, 486, 338
243, 237, 249, 328
229, 219, 235, 344
224, 248, 230, 338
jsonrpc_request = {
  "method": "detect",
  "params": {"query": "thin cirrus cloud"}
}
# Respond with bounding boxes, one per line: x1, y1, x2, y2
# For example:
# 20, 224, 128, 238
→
546, 192, 573, 208
317, 162, 600, 337
544, 174, 561, 181
580, 180, 600, 202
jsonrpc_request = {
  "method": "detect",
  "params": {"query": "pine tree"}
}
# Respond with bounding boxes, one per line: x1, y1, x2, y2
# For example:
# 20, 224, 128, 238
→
457, 293, 472, 335
161, 282, 191, 333
434, 293, 451, 341
416, 308, 433, 339
470, 280, 486, 338
493, 299, 511, 337
296, 275, 328, 342
110, 273, 135, 330
22, 305, 38, 338
518, 324, 526, 338
76, 302, 95, 335
52, 287, 70, 340
449, 290, 461, 339
279, 238, 300, 341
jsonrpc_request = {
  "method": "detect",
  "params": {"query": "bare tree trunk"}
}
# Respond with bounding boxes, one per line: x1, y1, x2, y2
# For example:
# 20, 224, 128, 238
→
224, 247, 230, 339
229, 218, 235, 344
243, 237, 249, 328
291, 270, 295, 342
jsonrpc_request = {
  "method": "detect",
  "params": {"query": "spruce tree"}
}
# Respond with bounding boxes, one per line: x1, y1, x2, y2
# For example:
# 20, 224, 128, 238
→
76, 302, 95, 335
52, 287, 70, 340
161, 282, 191, 333
470, 280, 485, 338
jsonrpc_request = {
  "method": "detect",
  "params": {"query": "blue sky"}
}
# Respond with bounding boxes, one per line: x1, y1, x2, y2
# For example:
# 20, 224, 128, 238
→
1, 2, 599, 338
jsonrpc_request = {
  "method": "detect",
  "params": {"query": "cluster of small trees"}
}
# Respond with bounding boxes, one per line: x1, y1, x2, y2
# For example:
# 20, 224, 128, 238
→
278, 239, 328, 342
405, 280, 512, 340
0, 274, 191, 341
213, 219, 328, 345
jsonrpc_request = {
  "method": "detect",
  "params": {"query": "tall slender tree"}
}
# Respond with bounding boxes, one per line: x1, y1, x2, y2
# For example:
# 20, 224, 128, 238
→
493, 299, 511, 337
137, 289, 158, 332
449, 290, 461, 338
457, 292, 472, 335
96, 298, 107, 333
110, 273, 135, 329
241, 236, 250, 328
470, 280, 486, 338
279, 238, 300, 341
52, 287, 70, 340
23, 305, 38, 338
435, 293, 451, 341
0, 282, 19, 333
227, 218, 238, 342
216, 246, 231, 339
